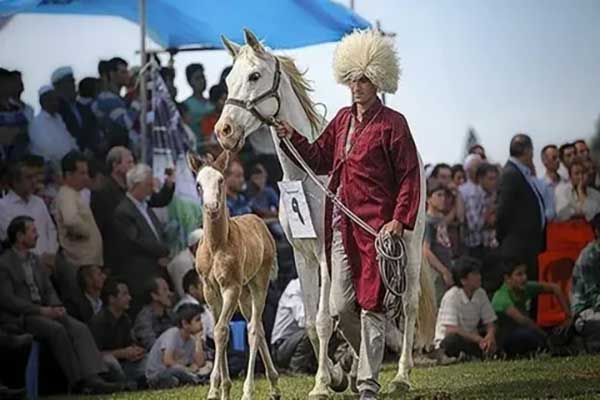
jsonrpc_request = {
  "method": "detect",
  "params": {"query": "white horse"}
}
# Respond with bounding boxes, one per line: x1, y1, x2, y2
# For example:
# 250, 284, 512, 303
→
214, 29, 436, 398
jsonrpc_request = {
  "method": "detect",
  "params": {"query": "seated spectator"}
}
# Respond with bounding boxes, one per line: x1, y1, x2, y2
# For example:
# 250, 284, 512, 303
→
571, 213, 600, 353
492, 259, 572, 357
183, 63, 214, 144
434, 257, 497, 360
145, 304, 208, 389
555, 159, 600, 222
271, 278, 316, 374
174, 269, 215, 344
64, 265, 106, 324
0, 326, 33, 398
90, 279, 146, 386
134, 277, 174, 351
225, 159, 252, 216
0, 216, 118, 394
423, 180, 454, 304
54, 151, 103, 300
0, 162, 58, 268
168, 229, 203, 300
246, 162, 284, 238
29, 85, 78, 163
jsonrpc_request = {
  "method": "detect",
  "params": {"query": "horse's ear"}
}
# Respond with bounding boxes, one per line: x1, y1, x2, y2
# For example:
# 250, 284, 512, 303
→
186, 151, 203, 174
213, 150, 230, 174
243, 28, 265, 54
221, 35, 240, 59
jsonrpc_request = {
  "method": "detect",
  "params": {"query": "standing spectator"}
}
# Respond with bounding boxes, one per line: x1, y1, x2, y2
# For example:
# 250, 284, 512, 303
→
200, 84, 228, 143
571, 213, 600, 352
52, 67, 86, 149
430, 163, 452, 186
113, 164, 171, 313
574, 139, 590, 160
433, 256, 497, 360
477, 163, 499, 251
184, 64, 214, 142
541, 144, 564, 190
0, 216, 117, 394
583, 158, 599, 190
451, 164, 466, 187
7, 70, 34, 122
91, 147, 174, 272
0, 162, 58, 265
468, 144, 487, 160
555, 159, 600, 222
89, 279, 146, 386
558, 142, 576, 181
64, 265, 106, 324
497, 134, 545, 283
0, 69, 29, 162
459, 154, 486, 257
77, 77, 99, 111
271, 278, 316, 374
29, 85, 78, 163
225, 159, 252, 216
133, 277, 174, 351
167, 229, 203, 300
174, 269, 215, 344
145, 304, 207, 389
92, 57, 139, 149
54, 151, 103, 299
423, 180, 454, 304
491, 260, 571, 357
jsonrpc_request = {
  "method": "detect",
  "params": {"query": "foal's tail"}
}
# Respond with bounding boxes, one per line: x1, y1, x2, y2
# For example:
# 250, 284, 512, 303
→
415, 259, 437, 349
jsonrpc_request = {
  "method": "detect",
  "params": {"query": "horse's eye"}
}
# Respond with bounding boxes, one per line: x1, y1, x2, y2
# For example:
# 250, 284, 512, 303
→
249, 72, 261, 82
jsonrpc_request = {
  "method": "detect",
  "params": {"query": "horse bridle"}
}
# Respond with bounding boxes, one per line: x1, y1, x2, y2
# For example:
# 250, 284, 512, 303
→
225, 57, 282, 127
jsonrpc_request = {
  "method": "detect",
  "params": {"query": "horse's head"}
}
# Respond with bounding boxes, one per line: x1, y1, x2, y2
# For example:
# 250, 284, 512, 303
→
215, 29, 281, 152
186, 150, 230, 218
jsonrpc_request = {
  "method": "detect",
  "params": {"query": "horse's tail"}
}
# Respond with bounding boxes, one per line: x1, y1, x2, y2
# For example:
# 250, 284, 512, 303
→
415, 259, 437, 349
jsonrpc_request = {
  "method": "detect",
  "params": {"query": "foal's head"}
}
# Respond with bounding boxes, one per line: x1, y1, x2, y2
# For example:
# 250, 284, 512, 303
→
186, 151, 230, 218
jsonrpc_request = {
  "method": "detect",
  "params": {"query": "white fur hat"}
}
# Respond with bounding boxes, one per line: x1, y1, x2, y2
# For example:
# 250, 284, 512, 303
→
333, 29, 400, 94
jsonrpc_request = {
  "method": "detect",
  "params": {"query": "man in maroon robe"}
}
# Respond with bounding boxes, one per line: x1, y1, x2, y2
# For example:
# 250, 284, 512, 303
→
276, 30, 422, 400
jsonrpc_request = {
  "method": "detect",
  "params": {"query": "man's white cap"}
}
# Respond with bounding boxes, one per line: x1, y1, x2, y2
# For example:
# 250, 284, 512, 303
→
187, 229, 204, 247
464, 153, 482, 172
51, 66, 74, 84
38, 85, 54, 97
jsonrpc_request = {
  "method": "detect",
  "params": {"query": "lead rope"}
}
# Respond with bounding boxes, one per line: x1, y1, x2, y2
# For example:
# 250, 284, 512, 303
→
280, 134, 408, 320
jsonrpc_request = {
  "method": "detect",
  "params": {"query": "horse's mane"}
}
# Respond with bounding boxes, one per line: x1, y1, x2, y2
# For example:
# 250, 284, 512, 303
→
238, 47, 324, 138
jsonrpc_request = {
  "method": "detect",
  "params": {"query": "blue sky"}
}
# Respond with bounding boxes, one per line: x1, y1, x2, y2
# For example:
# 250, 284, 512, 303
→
1, 0, 598, 167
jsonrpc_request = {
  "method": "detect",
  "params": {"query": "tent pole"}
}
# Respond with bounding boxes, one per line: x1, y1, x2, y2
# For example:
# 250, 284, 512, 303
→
139, 0, 148, 163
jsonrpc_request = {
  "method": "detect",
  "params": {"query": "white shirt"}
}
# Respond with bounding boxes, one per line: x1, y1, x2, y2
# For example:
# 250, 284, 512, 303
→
271, 279, 305, 344
0, 191, 58, 256
167, 249, 195, 299
555, 182, 600, 222
28, 110, 78, 163
434, 286, 497, 347
126, 193, 160, 239
174, 294, 215, 341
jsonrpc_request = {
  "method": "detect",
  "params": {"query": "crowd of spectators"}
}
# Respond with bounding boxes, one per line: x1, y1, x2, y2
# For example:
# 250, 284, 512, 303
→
1, 56, 599, 397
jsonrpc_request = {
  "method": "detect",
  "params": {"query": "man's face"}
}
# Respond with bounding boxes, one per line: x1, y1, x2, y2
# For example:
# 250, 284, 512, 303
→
152, 278, 172, 308
12, 166, 36, 198
226, 162, 245, 194
542, 147, 560, 172
575, 142, 589, 160
570, 164, 585, 187
506, 265, 528, 290
112, 63, 130, 87
137, 173, 155, 198
480, 171, 498, 194
190, 70, 207, 94
461, 271, 482, 291
66, 161, 89, 191
452, 170, 466, 187
562, 146, 576, 167
20, 222, 38, 250
427, 190, 447, 213
115, 283, 132, 311
350, 76, 378, 107
188, 315, 203, 335
87, 266, 106, 292
114, 151, 134, 176
56, 76, 77, 102
41, 91, 60, 114
435, 167, 452, 187
584, 160, 596, 186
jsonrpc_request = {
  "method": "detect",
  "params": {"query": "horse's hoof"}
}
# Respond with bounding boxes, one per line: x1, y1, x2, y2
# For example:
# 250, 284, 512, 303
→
386, 379, 411, 395
269, 395, 281, 400
307, 395, 329, 400
329, 372, 349, 393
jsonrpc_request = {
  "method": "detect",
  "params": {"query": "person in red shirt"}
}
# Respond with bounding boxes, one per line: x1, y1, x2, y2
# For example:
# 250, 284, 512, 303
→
276, 30, 422, 400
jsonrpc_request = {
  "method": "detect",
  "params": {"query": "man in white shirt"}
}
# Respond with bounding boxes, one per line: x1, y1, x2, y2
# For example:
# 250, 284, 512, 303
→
29, 85, 78, 163
0, 162, 58, 266
168, 229, 203, 300
270, 279, 315, 373
434, 256, 497, 359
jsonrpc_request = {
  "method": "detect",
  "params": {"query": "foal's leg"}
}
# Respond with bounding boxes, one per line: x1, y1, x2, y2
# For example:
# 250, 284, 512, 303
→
214, 284, 241, 400
205, 283, 224, 400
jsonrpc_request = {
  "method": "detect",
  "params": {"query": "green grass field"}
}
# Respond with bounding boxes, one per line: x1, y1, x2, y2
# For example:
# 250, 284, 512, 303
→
46, 355, 600, 399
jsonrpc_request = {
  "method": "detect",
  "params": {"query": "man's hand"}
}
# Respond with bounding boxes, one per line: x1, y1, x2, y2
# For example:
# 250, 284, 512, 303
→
442, 269, 454, 288
381, 219, 404, 238
40, 306, 64, 320
274, 120, 294, 139
479, 334, 496, 354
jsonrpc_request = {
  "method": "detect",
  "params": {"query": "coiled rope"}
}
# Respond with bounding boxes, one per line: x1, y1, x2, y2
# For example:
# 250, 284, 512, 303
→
281, 135, 408, 320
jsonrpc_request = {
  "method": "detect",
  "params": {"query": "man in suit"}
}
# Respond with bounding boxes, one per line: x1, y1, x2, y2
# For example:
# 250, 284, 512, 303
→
91, 146, 174, 274
0, 216, 119, 394
113, 164, 171, 316
497, 134, 546, 281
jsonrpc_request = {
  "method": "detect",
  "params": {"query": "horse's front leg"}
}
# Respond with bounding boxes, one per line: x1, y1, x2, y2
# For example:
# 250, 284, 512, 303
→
214, 284, 241, 400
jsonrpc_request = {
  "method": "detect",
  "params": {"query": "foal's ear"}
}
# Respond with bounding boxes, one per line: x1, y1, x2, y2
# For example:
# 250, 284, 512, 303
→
186, 151, 203, 174
213, 150, 231, 174
243, 28, 265, 54
221, 35, 240, 59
